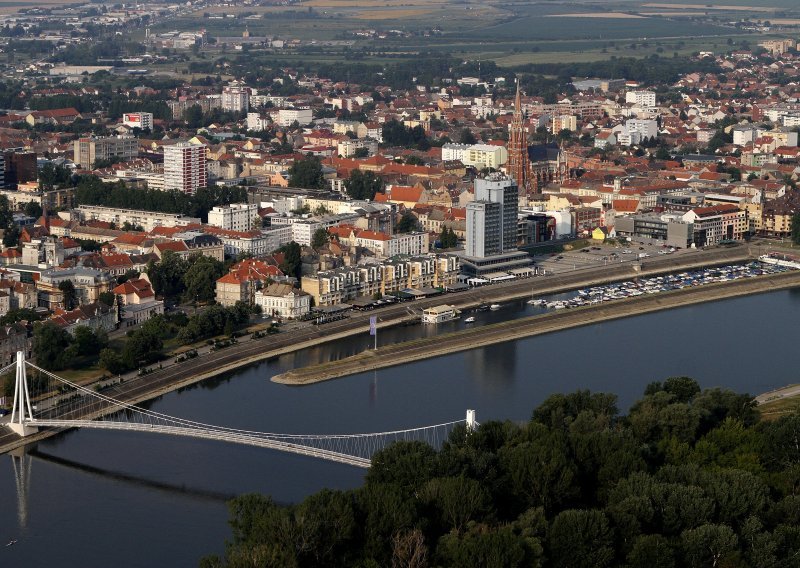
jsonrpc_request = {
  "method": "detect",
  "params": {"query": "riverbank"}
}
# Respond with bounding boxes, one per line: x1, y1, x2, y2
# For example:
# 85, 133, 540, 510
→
273, 269, 800, 385
0, 243, 775, 455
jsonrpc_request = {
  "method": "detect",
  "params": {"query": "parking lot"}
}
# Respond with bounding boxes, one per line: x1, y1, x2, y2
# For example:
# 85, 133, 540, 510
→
533, 238, 700, 276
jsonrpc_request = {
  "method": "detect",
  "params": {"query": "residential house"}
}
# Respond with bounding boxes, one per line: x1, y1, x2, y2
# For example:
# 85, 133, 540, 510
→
113, 277, 164, 327
254, 283, 310, 319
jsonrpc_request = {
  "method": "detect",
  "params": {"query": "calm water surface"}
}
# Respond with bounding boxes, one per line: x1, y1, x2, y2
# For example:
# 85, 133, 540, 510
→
1, 289, 797, 567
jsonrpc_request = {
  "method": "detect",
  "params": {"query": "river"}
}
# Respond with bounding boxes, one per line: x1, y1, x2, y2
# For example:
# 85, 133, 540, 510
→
1, 288, 798, 567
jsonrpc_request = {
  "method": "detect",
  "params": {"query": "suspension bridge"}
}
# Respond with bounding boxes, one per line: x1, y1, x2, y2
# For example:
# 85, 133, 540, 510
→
4, 352, 476, 468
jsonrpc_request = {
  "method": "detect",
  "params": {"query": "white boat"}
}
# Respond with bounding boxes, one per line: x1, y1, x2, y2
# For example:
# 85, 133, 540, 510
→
421, 305, 460, 324
489, 304, 501, 310
464, 316, 476, 323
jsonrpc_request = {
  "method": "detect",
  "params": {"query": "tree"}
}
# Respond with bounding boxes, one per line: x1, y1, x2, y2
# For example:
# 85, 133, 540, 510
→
147, 251, 189, 301
1, 307, 41, 324
439, 226, 458, 249
368, 441, 438, 491
2, 225, 19, 248
459, 127, 477, 145
396, 211, 419, 233
500, 431, 577, 512
24, 201, 42, 219
311, 228, 329, 250
0, 195, 12, 230
184, 104, 203, 129
344, 170, 383, 200
182, 255, 224, 304
98, 291, 116, 307
33, 322, 73, 370
681, 524, 738, 568
437, 524, 528, 567
99, 347, 125, 374
792, 213, 800, 245
58, 280, 78, 310
391, 529, 428, 568
74, 326, 108, 357
277, 241, 302, 280
548, 510, 615, 568
122, 317, 165, 367
288, 156, 325, 189
422, 476, 489, 533
353, 147, 370, 158
626, 534, 675, 568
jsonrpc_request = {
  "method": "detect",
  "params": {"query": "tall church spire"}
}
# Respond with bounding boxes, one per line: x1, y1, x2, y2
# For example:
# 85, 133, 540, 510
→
508, 78, 528, 195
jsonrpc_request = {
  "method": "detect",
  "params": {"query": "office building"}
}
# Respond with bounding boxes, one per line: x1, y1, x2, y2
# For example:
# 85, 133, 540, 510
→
163, 142, 207, 194
461, 174, 531, 277
471, 174, 519, 254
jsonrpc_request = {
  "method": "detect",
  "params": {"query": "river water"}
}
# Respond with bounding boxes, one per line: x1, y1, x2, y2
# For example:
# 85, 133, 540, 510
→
1, 288, 798, 567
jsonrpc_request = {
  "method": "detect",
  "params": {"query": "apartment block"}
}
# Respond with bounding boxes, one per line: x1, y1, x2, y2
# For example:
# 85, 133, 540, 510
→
73, 135, 138, 168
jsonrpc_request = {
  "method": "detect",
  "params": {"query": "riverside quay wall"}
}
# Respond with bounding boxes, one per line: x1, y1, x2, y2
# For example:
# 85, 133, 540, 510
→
273, 269, 800, 385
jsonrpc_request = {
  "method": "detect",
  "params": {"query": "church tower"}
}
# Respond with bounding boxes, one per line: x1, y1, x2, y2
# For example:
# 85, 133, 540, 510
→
507, 79, 529, 195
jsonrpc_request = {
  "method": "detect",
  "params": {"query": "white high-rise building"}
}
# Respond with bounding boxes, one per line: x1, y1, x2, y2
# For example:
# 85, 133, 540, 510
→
222, 83, 250, 113
466, 174, 519, 258
277, 107, 313, 127
625, 90, 657, 107
163, 142, 207, 195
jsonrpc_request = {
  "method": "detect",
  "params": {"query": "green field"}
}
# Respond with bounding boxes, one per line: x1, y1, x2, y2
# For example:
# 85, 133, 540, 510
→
150, 0, 797, 67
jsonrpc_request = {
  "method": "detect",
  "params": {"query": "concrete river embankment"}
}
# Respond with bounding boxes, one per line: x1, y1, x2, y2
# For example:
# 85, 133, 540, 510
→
273, 269, 800, 385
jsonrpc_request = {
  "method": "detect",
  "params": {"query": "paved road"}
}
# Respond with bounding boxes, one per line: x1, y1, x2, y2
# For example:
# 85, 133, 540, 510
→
0, 243, 762, 453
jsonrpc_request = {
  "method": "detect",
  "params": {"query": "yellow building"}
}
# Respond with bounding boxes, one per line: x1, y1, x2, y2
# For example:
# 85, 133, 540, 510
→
591, 226, 608, 241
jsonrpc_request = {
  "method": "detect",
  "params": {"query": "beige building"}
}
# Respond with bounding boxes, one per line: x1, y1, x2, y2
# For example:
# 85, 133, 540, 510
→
462, 144, 508, 169
552, 115, 577, 133
254, 283, 310, 319
759, 39, 796, 56
301, 254, 459, 306
37, 268, 115, 309
73, 135, 139, 168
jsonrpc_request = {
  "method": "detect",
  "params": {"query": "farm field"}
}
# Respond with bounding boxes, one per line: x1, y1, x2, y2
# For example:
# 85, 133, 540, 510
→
151, 0, 798, 67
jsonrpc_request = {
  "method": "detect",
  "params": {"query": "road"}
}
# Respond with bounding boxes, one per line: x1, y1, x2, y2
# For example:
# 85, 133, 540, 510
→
0, 243, 765, 453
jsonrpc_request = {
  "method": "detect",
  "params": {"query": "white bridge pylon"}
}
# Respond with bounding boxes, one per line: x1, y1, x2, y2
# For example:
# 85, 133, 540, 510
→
9, 351, 37, 437
5, 352, 475, 468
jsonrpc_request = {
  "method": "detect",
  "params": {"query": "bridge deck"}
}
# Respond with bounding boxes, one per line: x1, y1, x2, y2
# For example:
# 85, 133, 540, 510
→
29, 420, 372, 468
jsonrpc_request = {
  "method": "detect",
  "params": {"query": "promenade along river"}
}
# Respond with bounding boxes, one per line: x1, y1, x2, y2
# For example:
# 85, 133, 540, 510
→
2, 287, 799, 567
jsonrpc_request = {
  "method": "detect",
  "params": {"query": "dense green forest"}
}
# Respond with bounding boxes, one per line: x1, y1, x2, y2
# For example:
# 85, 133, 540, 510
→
200, 379, 800, 567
